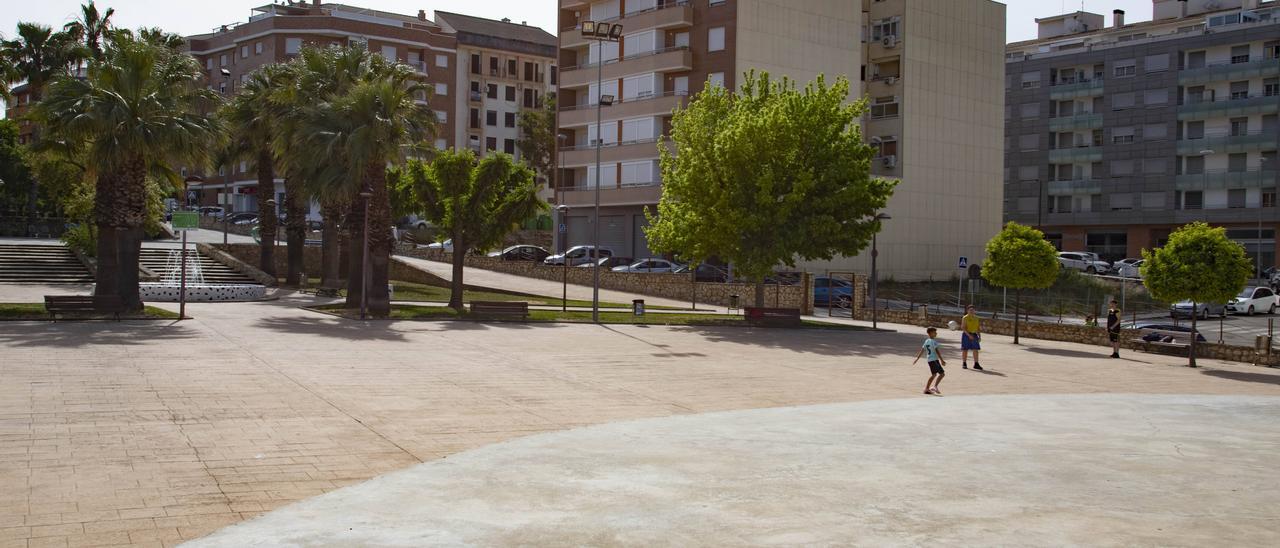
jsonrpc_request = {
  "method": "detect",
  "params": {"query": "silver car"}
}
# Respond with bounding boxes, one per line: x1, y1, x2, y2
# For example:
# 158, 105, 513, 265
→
1169, 300, 1226, 320
612, 258, 681, 273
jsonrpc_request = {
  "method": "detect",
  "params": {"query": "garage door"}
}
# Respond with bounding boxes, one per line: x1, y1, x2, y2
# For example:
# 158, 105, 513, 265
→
633, 215, 653, 258
567, 215, 591, 248
599, 215, 626, 256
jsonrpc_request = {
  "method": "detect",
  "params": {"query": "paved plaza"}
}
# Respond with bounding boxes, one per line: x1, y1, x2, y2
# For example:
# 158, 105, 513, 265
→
1, 289, 1279, 547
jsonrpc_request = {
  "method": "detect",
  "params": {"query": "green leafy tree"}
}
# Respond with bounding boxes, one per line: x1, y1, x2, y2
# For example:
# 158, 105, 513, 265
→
0, 120, 33, 214
646, 71, 896, 306
34, 35, 221, 310
981, 222, 1059, 344
401, 150, 545, 310
1142, 222, 1251, 367
516, 93, 555, 185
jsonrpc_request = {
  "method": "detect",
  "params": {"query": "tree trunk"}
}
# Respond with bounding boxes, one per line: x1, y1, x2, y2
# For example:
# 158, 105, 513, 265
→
117, 226, 144, 312
256, 150, 277, 278
754, 280, 766, 308
449, 234, 465, 311
1013, 288, 1021, 345
320, 202, 343, 291
93, 224, 119, 299
106, 156, 148, 312
364, 164, 392, 317
1189, 302, 1198, 368
344, 198, 365, 310
284, 176, 306, 286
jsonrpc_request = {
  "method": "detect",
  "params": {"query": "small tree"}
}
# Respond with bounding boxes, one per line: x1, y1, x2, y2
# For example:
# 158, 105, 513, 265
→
516, 93, 555, 185
982, 222, 1059, 344
646, 71, 896, 306
402, 150, 545, 310
1142, 222, 1251, 367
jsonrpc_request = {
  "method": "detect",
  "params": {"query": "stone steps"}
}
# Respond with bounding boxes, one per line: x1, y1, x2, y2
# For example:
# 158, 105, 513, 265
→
0, 244, 95, 284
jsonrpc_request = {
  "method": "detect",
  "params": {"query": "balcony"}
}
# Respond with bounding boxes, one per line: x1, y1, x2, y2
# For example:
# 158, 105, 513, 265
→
1177, 94, 1280, 121
1048, 112, 1103, 132
561, 2, 693, 49
1178, 57, 1280, 86
1048, 145, 1103, 163
1174, 168, 1279, 191
559, 91, 688, 127
1046, 179, 1102, 196
468, 90, 482, 103
560, 138, 671, 167
1048, 78, 1104, 100
560, 46, 692, 89
406, 61, 428, 75
559, 182, 663, 207
1177, 130, 1279, 155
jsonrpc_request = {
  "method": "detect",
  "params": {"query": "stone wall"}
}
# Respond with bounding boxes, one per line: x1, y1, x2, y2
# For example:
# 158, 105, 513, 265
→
399, 247, 814, 312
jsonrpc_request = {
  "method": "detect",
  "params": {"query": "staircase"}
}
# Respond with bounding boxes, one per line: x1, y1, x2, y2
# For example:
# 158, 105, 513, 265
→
139, 248, 257, 285
0, 244, 95, 284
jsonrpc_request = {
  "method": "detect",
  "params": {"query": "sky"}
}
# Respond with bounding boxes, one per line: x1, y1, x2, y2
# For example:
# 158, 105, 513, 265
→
1, 0, 1163, 45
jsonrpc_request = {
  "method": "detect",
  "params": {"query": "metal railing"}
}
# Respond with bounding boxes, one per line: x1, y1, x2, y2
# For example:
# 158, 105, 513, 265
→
560, 136, 660, 152
560, 0, 691, 31
562, 45, 690, 72
561, 90, 689, 111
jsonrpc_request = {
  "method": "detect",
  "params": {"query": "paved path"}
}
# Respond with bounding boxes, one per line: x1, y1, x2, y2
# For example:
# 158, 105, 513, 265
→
394, 254, 714, 311
1, 282, 1279, 546
185, 394, 1280, 547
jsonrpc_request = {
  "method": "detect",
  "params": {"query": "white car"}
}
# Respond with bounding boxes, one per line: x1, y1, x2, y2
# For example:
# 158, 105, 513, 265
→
1116, 259, 1145, 279
426, 239, 453, 253
1111, 257, 1141, 275
544, 245, 613, 266
1225, 286, 1277, 316
612, 258, 681, 273
1057, 252, 1110, 274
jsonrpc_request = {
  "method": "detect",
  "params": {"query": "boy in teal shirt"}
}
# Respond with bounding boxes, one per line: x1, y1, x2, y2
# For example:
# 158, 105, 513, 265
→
912, 327, 946, 395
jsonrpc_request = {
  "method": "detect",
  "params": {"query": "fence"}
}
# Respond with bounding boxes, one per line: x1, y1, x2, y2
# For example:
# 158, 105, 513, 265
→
0, 216, 70, 238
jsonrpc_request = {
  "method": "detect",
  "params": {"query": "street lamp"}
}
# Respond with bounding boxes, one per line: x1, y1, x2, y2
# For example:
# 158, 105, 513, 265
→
581, 20, 622, 323
1260, 157, 1269, 281
358, 188, 372, 320
557, 204, 569, 312
870, 213, 891, 330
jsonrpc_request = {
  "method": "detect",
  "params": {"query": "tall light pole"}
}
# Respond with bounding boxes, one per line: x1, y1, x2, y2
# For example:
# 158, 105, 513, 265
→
1260, 157, 1268, 281
581, 20, 623, 323
359, 188, 372, 320
870, 213, 891, 330
557, 204, 569, 312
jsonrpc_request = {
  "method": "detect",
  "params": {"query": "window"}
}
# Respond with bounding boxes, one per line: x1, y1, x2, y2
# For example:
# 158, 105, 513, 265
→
470, 53, 481, 74
1111, 92, 1135, 110
1230, 117, 1248, 136
1185, 120, 1205, 140
504, 139, 515, 155
469, 108, 479, 129
434, 138, 447, 150
871, 17, 899, 41
1185, 155, 1206, 175
1110, 193, 1133, 210
1144, 159, 1167, 174
623, 73, 657, 100
708, 27, 725, 52
435, 83, 447, 96
1141, 192, 1165, 209
489, 56, 498, 74
870, 96, 899, 119
1186, 50, 1206, 69
1264, 188, 1277, 208
505, 86, 515, 101
1017, 166, 1039, 181
1113, 59, 1136, 78
206, 58, 213, 70
1228, 189, 1247, 208
1265, 78, 1279, 97
220, 54, 227, 66
1111, 160, 1135, 175
504, 112, 515, 128
1049, 195, 1072, 213
1230, 81, 1249, 100
1021, 71, 1041, 89
1184, 191, 1203, 210
1143, 88, 1168, 106
707, 72, 725, 89
381, 45, 397, 62
485, 137, 496, 151
1143, 123, 1167, 140
1111, 127, 1135, 144
1144, 54, 1169, 72
487, 84, 498, 99
550, 66, 557, 86
507, 59, 517, 76
674, 32, 690, 48
436, 54, 448, 68
1229, 153, 1248, 173
485, 110, 497, 126
1264, 114, 1278, 135
1017, 197, 1038, 213
240, 46, 248, 59
523, 89, 537, 108
621, 117, 656, 142
285, 38, 302, 54
435, 111, 447, 123
1020, 102, 1040, 119
1231, 45, 1250, 65
255, 42, 263, 55
624, 30, 658, 57
1018, 134, 1039, 151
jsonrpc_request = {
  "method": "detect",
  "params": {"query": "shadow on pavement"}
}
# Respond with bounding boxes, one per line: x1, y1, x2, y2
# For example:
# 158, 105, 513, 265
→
0, 321, 201, 348
968, 368, 1008, 377
252, 315, 412, 342
670, 325, 922, 358
1022, 345, 1111, 360
1200, 369, 1280, 386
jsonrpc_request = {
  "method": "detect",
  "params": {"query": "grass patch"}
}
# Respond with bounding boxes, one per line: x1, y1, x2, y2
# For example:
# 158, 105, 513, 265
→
292, 278, 684, 310
309, 304, 866, 330
0, 303, 180, 321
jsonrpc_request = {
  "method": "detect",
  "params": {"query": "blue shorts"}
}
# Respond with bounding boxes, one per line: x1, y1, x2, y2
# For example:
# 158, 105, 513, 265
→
961, 332, 981, 350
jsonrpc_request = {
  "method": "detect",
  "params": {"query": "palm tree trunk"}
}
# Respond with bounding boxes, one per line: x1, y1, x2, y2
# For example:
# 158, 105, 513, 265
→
284, 176, 306, 286
344, 198, 365, 310
117, 227, 144, 312
256, 150, 277, 278
754, 281, 766, 308
449, 233, 465, 311
320, 202, 343, 291
365, 164, 392, 317
115, 156, 149, 312
93, 224, 119, 298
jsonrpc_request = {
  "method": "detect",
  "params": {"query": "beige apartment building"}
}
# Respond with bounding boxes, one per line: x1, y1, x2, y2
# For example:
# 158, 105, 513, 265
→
555, 0, 1005, 280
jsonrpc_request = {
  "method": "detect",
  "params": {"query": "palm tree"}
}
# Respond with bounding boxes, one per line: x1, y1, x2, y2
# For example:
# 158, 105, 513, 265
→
33, 36, 222, 310
2, 23, 84, 231
297, 62, 435, 315
63, 1, 115, 61
222, 63, 289, 278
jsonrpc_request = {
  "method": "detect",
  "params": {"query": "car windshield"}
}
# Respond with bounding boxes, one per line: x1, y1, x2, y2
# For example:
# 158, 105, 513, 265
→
1239, 288, 1256, 298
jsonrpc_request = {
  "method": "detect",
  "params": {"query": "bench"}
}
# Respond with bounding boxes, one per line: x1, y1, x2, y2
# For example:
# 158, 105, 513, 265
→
44, 295, 127, 321
469, 300, 530, 320
1130, 337, 1191, 355
744, 306, 802, 327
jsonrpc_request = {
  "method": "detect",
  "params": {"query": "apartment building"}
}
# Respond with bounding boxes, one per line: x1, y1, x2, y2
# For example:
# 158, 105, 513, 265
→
555, 0, 1005, 280
1004, 0, 1280, 271
435, 12, 556, 172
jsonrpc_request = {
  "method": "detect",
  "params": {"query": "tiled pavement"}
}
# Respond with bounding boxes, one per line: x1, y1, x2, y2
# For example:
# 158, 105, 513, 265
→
1, 290, 1279, 547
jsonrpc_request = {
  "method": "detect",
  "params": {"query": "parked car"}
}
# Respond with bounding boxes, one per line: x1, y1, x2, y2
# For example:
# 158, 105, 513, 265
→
577, 256, 632, 269
1169, 300, 1226, 320
1057, 252, 1110, 274
1110, 257, 1141, 275
612, 258, 681, 273
1116, 259, 1145, 279
426, 239, 453, 253
396, 215, 431, 230
1133, 322, 1207, 343
813, 276, 854, 307
544, 245, 614, 266
226, 212, 259, 225
672, 263, 730, 283
1226, 286, 1277, 315
488, 245, 550, 262
197, 206, 224, 218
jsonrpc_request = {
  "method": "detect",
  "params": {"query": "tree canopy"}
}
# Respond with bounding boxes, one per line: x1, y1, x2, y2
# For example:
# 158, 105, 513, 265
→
982, 222, 1060, 291
516, 93, 555, 185
645, 71, 896, 288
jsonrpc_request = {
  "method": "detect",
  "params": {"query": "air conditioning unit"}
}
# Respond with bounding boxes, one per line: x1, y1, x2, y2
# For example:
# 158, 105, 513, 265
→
882, 155, 897, 168
882, 35, 898, 48
884, 76, 898, 85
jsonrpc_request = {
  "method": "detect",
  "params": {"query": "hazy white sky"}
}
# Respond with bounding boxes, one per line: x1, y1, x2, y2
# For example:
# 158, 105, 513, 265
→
1, 0, 1163, 45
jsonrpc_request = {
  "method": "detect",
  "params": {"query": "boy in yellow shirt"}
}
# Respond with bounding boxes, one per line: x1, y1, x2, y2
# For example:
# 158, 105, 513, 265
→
961, 305, 983, 370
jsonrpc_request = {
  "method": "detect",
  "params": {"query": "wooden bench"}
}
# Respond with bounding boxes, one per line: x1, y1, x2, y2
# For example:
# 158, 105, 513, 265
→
1131, 337, 1191, 355
44, 295, 127, 321
469, 300, 530, 320
744, 306, 802, 327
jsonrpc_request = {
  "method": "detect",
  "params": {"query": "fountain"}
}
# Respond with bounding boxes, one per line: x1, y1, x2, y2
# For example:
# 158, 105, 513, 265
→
137, 249, 266, 302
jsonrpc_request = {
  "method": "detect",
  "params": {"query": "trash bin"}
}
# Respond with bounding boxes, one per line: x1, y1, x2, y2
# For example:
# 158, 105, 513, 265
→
729, 294, 740, 310
632, 299, 645, 316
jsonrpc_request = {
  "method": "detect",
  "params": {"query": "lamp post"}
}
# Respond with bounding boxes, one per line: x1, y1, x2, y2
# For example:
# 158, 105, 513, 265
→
870, 213, 891, 330
557, 204, 569, 312
1199, 149, 1214, 221
554, 133, 569, 254
359, 188, 372, 320
581, 19, 622, 323
1259, 157, 1268, 281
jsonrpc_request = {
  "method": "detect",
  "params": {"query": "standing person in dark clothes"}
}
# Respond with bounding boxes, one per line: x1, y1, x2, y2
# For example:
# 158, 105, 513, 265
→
1107, 300, 1122, 358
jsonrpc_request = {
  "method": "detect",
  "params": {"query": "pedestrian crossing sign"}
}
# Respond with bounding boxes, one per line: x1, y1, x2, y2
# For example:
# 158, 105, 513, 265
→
958, 256, 968, 269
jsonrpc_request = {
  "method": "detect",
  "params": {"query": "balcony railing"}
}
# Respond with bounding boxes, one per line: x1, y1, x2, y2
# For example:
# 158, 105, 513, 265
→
1048, 112, 1103, 132
1047, 145, 1103, 163
562, 90, 689, 111
468, 91, 482, 102
1177, 130, 1280, 154
406, 61, 428, 74
562, 45, 691, 72
1178, 57, 1280, 85
1174, 168, 1279, 190
1177, 94, 1280, 120
1046, 178, 1102, 195
562, 136, 660, 152
1048, 78, 1104, 99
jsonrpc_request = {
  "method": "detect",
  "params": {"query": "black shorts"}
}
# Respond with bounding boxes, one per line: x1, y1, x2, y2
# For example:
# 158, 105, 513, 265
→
928, 360, 945, 375
1108, 331, 1120, 342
